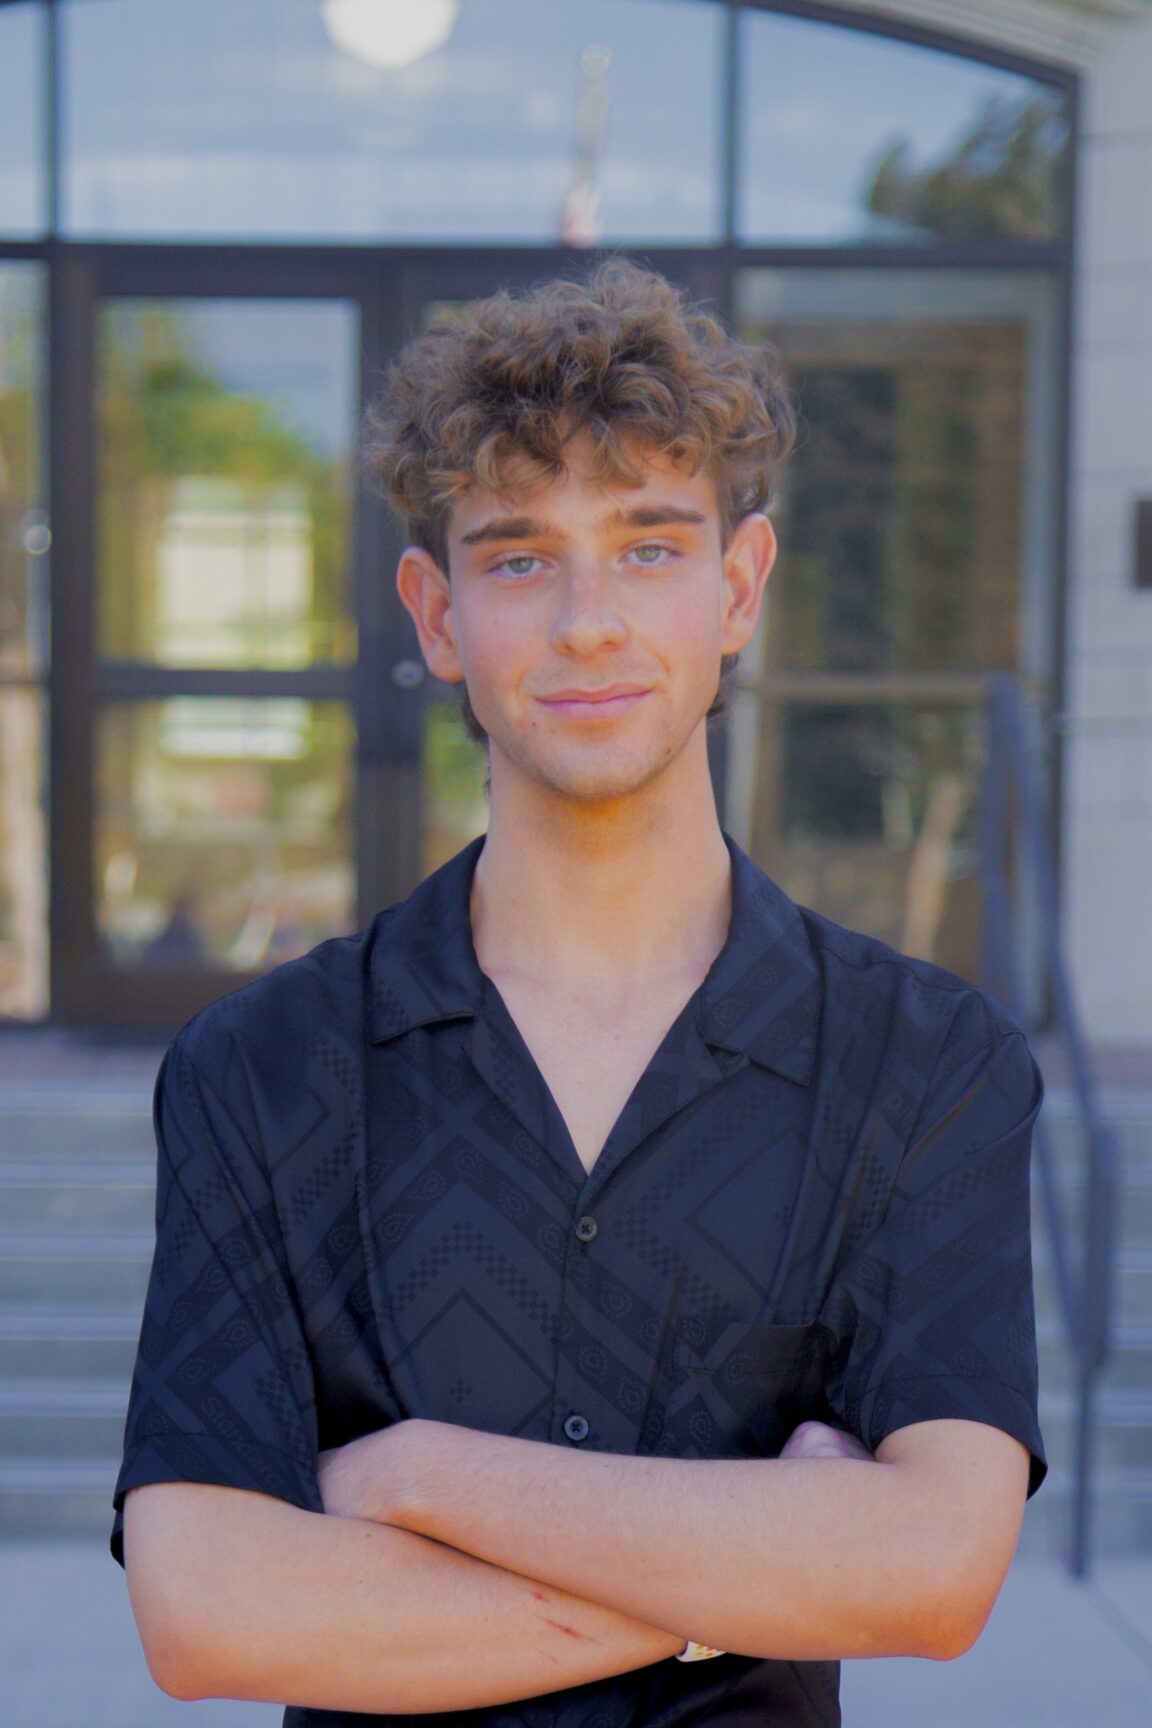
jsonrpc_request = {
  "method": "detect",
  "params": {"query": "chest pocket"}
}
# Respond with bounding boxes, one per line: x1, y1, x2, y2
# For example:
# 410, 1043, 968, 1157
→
666, 1316, 834, 1458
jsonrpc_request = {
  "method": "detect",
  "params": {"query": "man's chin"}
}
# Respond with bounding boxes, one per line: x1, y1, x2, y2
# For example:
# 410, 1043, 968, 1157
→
492, 744, 678, 808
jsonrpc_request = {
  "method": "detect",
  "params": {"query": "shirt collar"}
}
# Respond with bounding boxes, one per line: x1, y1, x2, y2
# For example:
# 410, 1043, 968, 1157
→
367, 830, 821, 1085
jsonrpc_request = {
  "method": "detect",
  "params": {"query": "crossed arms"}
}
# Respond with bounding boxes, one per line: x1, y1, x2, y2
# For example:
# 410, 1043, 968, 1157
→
123, 1413, 1030, 1713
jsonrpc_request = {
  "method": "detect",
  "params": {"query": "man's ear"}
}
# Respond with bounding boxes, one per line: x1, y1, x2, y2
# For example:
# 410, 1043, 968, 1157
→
720, 512, 777, 657
396, 547, 465, 684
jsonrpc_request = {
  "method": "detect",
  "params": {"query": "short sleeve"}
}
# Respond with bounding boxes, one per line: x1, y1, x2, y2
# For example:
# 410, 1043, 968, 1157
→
820, 1026, 1048, 1498
110, 1030, 323, 1568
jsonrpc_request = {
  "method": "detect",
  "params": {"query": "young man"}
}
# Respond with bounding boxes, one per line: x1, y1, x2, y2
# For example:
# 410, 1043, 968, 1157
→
112, 259, 1047, 1728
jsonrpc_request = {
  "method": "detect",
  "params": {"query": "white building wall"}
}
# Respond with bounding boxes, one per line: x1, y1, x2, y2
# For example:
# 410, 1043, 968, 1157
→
1065, 14, 1152, 1039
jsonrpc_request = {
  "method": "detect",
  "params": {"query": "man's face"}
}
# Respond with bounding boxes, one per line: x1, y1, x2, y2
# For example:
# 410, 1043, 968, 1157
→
397, 430, 775, 807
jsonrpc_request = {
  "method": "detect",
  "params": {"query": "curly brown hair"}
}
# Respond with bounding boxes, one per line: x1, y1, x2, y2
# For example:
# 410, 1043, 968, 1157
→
363, 256, 795, 744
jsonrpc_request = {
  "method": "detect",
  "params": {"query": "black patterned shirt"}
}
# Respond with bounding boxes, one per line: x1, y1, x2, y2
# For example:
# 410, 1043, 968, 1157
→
110, 831, 1048, 1728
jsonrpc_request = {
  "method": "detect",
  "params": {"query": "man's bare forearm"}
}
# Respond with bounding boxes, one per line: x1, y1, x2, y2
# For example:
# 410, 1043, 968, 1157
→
124, 1481, 684, 1713
327, 1419, 1012, 1662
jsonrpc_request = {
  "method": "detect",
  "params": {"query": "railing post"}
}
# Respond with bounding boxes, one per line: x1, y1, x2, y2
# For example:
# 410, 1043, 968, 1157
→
1071, 1363, 1095, 1579
977, 672, 1118, 1581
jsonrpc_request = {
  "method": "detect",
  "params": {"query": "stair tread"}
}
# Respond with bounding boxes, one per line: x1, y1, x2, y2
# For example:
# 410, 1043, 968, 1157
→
0, 1379, 130, 1414
0, 1160, 155, 1186
0, 1457, 121, 1490
0, 1232, 154, 1258
0, 1304, 142, 1338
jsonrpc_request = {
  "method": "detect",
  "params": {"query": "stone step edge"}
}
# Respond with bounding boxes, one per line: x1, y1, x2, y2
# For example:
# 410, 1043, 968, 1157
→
0, 1304, 143, 1339
0, 1093, 154, 1114
0, 1233, 156, 1259
1032, 1241, 1152, 1272
1037, 1386, 1152, 1422
0, 1161, 155, 1186
0, 1458, 121, 1492
0, 1380, 131, 1414
1038, 1315, 1152, 1339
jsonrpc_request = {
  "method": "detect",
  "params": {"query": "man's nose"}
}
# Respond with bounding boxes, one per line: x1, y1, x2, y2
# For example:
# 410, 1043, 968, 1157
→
550, 558, 629, 654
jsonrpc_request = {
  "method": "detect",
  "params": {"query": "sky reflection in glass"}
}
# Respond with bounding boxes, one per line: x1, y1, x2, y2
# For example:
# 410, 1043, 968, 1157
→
737, 10, 1066, 244
61, 0, 722, 242
0, 3, 46, 237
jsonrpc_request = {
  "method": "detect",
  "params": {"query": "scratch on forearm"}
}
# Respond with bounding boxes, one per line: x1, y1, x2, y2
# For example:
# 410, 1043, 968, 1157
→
528, 1586, 601, 1644
542, 1618, 600, 1642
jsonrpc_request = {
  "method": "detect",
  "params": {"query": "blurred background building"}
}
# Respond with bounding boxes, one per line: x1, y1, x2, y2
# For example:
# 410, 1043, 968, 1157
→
0, 0, 1151, 1584
0, 0, 1148, 1039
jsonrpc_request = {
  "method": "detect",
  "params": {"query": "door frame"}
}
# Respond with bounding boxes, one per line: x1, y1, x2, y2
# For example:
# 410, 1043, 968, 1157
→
49, 245, 388, 1029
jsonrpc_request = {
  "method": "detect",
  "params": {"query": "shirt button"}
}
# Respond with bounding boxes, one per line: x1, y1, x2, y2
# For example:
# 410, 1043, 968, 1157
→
563, 1413, 590, 1443
575, 1215, 598, 1242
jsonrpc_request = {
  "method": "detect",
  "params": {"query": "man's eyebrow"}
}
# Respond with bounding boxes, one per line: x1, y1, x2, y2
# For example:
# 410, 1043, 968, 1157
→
458, 504, 708, 546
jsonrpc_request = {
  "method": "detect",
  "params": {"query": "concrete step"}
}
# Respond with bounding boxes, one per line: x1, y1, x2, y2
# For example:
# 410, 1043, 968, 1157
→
1037, 1386, 1152, 1473
0, 1379, 128, 1461
0, 1302, 141, 1384
1032, 1239, 1152, 1322
1032, 1163, 1152, 1246
0, 1096, 155, 1161
0, 1160, 156, 1232
0, 1234, 154, 1305
1016, 1464, 1152, 1560
0, 1457, 120, 1540
1038, 1319, 1152, 1395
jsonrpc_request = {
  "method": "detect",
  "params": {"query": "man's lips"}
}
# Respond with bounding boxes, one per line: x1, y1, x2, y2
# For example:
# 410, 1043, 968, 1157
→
536, 686, 652, 717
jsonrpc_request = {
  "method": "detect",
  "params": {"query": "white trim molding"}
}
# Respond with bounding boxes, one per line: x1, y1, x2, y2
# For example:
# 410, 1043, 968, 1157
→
825, 0, 1152, 68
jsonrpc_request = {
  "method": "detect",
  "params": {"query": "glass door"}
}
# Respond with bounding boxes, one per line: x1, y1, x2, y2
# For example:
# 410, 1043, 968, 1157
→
50, 252, 388, 1030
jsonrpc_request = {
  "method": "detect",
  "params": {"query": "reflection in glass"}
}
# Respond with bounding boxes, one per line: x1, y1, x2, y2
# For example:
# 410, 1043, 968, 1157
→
95, 698, 355, 971
738, 10, 1067, 244
97, 299, 357, 666
422, 701, 487, 876
0, 263, 47, 679
62, 0, 721, 242
730, 270, 1058, 989
0, 3, 45, 237
753, 698, 984, 978
737, 280, 1045, 678
0, 685, 48, 1017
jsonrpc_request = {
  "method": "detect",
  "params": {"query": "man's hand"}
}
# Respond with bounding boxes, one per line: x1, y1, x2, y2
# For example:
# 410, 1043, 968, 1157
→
318, 1418, 448, 1523
779, 1420, 875, 1462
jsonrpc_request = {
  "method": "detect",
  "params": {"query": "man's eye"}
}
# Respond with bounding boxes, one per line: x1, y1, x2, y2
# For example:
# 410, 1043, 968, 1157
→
491, 553, 541, 578
631, 542, 676, 565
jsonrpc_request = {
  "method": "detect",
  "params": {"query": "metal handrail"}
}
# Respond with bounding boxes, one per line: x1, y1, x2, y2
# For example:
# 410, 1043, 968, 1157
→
978, 672, 1121, 1579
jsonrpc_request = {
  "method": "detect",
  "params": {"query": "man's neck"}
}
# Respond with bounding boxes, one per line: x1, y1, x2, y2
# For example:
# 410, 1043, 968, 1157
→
469, 755, 733, 1004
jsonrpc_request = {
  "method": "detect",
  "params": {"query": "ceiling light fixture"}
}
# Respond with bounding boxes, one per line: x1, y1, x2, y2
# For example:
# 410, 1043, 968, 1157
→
321, 0, 460, 71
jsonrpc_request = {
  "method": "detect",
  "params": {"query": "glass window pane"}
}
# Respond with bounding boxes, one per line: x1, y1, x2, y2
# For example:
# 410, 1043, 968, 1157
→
95, 698, 355, 971
96, 299, 358, 667
0, 685, 48, 1018
62, 0, 722, 242
0, 3, 46, 237
0, 262, 47, 680
738, 12, 1068, 244
746, 697, 984, 978
736, 269, 1058, 679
